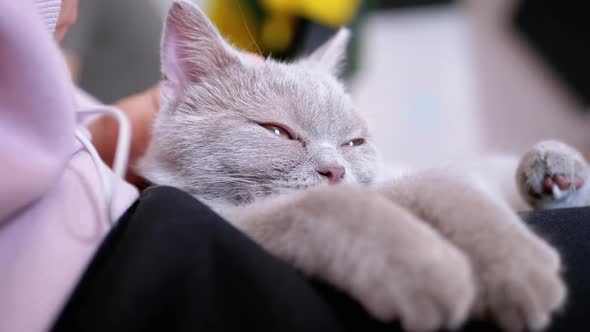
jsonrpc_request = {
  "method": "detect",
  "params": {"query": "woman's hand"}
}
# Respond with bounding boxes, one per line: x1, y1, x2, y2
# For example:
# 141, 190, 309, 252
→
89, 84, 160, 187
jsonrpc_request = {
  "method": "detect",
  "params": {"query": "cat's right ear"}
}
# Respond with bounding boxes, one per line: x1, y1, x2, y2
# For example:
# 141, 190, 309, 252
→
161, 0, 241, 102
307, 28, 350, 77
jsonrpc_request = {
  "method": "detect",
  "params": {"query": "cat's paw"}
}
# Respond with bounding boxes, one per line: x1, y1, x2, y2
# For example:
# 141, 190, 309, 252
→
355, 237, 475, 332
375, 171, 567, 331
476, 227, 566, 332
294, 186, 476, 331
517, 140, 590, 209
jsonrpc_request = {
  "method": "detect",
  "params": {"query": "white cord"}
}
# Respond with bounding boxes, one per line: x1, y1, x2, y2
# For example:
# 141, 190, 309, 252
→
75, 105, 131, 224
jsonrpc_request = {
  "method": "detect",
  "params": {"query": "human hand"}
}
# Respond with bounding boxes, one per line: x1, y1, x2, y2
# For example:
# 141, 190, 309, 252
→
89, 84, 160, 187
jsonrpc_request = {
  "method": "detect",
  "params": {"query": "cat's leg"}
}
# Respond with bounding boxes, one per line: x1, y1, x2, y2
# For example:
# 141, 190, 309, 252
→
220, 185, 476, 331
376, 172, 566, 331
464, 156, 529, 212
517, 140, 590, 210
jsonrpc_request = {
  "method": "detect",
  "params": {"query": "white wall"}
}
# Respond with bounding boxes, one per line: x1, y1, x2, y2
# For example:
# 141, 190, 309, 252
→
351, 0, 590, 168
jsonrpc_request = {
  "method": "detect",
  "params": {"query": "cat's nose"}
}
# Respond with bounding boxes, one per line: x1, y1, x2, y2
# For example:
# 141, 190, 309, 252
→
317, 165, 345, 184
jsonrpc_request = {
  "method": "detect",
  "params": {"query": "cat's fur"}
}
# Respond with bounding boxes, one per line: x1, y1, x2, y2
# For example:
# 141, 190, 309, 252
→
138, 1, 566, 331
517, 141, 590, 210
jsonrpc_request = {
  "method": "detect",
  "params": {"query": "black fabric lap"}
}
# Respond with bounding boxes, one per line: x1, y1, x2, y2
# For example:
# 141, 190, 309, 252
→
51, 186, 590, 332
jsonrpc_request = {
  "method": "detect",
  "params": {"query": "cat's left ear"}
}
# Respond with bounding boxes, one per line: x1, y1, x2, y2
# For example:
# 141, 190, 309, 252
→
307, 28, 350, 77
161, 0, 242, 102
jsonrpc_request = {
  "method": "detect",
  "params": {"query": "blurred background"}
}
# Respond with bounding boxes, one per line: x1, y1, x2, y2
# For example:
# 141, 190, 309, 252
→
62, 0, 590, 168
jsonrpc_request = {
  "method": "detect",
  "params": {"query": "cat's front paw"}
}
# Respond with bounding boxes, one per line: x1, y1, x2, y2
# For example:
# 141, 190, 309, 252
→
356, 238, 475, 332
477, 228, 566, 331
517, 140, 590, 209
295, 186, 476, 331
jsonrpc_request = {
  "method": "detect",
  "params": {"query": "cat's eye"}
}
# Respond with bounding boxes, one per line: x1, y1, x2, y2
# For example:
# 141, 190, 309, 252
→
260, 124, 293, 140
343, 138, 365, 147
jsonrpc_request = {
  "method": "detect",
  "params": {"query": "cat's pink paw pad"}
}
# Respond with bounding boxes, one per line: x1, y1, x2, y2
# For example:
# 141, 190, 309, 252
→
539, 174, 584, 195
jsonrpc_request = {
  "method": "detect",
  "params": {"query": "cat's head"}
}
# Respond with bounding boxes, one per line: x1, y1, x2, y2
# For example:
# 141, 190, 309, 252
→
138, 0, 378, 206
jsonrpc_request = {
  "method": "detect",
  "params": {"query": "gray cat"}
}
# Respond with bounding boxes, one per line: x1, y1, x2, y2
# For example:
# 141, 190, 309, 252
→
138, 1, 565, 331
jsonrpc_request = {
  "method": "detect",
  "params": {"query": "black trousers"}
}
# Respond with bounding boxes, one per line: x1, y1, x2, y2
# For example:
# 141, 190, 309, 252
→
52, 186, 589, 332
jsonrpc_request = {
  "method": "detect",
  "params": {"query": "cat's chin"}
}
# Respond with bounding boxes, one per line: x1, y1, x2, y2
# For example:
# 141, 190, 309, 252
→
217, 183, 322, 207
266, 180, 362, 199
275, 183, 319, 192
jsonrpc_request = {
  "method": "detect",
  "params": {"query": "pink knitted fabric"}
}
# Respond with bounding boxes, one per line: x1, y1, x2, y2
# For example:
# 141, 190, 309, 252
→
34, 0, 61, 32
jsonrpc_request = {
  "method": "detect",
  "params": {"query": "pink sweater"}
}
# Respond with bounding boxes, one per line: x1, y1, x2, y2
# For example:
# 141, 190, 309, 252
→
0, 1, 139, 331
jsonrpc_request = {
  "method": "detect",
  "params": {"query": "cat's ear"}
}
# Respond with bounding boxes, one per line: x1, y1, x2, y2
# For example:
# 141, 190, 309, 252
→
308, 28, 350, 77
161, 0, 240, 98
